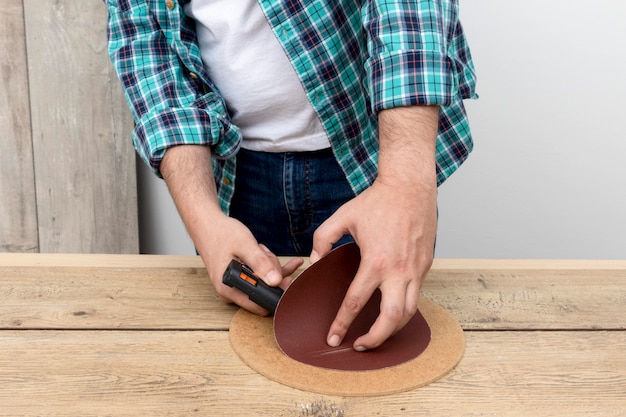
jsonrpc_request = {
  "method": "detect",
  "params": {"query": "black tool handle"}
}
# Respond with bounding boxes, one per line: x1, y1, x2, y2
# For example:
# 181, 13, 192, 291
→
222, 259, 283, 314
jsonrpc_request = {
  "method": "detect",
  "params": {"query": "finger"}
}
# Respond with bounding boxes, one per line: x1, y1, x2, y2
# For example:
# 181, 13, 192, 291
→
241, 244, 283, 286
215, 282, 271, 316
403, 279, 421, 321
326, 271, 378, 348
352, 280, 409, 351
256, 244, 303, 287
310, 208, 351, 263
281, 257, 304, 277
276, 258, 303, 290
257, 244, 304, 278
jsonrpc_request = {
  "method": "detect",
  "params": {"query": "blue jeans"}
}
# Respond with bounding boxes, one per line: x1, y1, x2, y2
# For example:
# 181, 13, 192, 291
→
229, 148, 356, 256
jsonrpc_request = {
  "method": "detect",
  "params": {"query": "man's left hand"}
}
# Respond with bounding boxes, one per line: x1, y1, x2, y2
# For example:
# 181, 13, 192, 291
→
310, 105, 439, 351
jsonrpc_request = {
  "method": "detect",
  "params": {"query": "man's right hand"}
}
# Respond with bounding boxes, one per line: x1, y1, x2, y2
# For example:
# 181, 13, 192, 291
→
160, 145, 302, 315
198, 213, 302, 315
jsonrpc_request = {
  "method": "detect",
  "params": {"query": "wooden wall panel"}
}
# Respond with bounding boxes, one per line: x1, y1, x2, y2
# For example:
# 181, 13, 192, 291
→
22, 0, 138, 253
0, 0, 38, 252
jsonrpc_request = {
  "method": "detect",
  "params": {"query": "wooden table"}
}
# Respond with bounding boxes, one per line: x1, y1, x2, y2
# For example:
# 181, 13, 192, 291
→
0, 254, 624, 416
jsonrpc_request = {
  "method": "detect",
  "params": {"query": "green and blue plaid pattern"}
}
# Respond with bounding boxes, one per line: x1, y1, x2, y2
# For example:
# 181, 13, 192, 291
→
105, 0, 477, 213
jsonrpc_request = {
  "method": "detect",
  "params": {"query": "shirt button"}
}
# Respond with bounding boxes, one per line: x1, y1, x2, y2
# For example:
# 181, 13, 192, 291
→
223, 178, 232, 186
189, 72, 198, 79
165, 0, 175, 9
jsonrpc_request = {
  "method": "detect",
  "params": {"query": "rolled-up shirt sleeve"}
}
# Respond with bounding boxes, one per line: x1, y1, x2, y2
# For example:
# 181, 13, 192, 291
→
363, 0, 477, 112
104, 0, 241, 176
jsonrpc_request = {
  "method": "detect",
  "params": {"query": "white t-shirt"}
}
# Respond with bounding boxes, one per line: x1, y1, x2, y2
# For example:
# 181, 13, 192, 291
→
184, 0, 330, 152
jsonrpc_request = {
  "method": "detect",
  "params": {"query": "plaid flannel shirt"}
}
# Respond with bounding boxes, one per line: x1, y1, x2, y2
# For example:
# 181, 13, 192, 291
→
105, 0, 477, 213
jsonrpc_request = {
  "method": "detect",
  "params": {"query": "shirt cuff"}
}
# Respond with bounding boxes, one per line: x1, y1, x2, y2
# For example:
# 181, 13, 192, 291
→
368, 49, 459, 112
132, 103, 241, 177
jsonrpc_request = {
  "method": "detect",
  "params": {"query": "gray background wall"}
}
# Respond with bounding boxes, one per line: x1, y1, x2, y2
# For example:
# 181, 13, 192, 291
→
138, 0, 626, 259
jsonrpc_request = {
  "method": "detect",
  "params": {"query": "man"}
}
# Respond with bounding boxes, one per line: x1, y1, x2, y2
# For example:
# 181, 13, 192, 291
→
104, 0, 476, 351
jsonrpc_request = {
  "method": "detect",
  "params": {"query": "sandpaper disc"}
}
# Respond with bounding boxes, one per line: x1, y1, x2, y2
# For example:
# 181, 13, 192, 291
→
274, 242, 432, 371
229, 244, 465, 396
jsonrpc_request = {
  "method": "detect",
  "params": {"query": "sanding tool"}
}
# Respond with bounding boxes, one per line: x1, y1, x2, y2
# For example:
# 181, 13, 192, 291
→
222, 259, 283, 314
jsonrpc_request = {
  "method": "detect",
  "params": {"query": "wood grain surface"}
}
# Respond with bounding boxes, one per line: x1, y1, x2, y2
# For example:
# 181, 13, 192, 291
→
1, 255, 623, 330
423, 264, 626, 330
0, 331, 623, 416
0, 254, 624, 416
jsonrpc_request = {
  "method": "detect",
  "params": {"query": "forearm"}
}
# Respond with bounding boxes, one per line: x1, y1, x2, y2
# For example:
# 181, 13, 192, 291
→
160, 144, 299, 315
160, 145, 224, 251
377, 105, 439, 189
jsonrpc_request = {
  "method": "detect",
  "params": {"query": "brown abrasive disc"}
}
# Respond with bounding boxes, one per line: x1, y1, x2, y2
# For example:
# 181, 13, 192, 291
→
229, 243, 465, 396
273, 242, 432, 371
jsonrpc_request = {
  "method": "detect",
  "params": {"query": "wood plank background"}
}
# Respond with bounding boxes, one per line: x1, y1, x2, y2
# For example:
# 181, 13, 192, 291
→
0, 0, 38, 252
1, 0, 137, 253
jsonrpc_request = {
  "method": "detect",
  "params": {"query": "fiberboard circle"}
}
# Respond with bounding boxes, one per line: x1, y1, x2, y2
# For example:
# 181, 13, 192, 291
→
229, 297, 465, 396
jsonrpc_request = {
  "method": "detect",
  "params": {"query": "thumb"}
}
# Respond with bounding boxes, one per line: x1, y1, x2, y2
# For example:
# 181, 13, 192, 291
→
243, 245, 283, 287
310, 208, 351, 263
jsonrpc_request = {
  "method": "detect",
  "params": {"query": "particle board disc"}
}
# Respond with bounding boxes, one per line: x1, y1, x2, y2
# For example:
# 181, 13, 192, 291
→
230, 297, 465, 396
